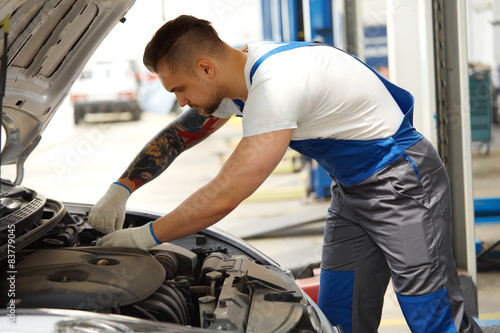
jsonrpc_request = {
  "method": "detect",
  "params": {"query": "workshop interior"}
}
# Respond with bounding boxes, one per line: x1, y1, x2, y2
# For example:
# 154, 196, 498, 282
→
1, 0, 500, 332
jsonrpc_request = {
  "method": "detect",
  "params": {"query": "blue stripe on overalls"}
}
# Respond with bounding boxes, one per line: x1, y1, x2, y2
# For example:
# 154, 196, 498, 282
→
236, 42, 457, 332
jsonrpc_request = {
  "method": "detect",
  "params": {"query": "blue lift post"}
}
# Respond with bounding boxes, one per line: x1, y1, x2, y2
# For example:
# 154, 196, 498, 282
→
281, 0, 306, 41
262, 0, 334, 43
262, 0, 305, 42
261, 0, 283, 41
261, 0, 276, 41
308, 0, 334, 45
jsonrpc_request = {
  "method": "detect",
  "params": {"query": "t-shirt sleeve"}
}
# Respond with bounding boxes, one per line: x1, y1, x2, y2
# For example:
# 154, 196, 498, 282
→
241, 74, 311, 137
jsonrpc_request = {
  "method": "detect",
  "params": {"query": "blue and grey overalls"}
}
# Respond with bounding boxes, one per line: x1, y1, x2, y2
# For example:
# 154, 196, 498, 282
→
236, 42, 481, 333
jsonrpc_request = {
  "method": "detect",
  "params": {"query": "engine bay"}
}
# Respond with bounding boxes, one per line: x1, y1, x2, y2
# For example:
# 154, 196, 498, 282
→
0, 179, 326, 332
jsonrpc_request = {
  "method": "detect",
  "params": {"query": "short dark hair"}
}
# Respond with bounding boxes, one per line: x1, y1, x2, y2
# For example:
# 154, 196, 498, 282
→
143, 15, 226, 74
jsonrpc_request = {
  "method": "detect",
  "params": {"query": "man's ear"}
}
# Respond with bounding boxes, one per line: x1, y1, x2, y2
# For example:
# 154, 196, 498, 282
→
197, 60, 215, 77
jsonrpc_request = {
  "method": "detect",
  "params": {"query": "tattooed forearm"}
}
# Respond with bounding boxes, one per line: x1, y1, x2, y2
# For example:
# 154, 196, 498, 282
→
118, 109, 223, 190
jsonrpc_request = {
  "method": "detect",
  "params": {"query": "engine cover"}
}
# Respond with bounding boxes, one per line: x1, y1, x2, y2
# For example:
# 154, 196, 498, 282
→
12, 247, 166, 310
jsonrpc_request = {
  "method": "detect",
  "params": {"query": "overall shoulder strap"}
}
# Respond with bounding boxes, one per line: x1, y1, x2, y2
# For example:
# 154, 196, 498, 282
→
249, 42, 315, 84
233, 42, 315, 111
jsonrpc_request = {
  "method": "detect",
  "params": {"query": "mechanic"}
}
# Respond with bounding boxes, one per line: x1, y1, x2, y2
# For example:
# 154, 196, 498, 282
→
90, 15, 482, 333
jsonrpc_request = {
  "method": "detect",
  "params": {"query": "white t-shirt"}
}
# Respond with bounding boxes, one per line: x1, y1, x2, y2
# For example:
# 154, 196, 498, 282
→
213, 43, 404, 141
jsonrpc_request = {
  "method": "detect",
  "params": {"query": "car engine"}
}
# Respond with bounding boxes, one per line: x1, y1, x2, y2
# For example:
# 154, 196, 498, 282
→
0, 180, 328, 332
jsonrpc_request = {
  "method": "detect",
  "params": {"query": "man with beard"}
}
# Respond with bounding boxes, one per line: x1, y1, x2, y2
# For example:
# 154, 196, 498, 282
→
90, 15, 482, 333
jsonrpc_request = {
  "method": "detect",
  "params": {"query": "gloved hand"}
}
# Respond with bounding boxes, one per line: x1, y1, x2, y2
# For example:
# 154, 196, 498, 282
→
96, 222, 162, 251
89, 182, 131, 234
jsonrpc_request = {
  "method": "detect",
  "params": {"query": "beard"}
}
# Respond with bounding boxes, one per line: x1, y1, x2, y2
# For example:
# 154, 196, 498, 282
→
196, 81, 224, 116
200, 94, 223, 115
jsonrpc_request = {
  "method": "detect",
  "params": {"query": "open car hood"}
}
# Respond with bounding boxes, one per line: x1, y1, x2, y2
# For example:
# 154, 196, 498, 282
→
0, 0, 135, 183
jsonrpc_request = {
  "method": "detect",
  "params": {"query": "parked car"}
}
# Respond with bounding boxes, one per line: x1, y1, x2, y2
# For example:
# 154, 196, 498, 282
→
0, 1, 339, 332
70, 59, 143, 124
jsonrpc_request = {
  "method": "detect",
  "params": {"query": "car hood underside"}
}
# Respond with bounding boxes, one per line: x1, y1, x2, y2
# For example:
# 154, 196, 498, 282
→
0, 0, 135, 183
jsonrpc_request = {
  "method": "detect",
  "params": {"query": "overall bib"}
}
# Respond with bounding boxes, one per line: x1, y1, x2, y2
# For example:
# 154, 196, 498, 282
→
237, 42, 481, 333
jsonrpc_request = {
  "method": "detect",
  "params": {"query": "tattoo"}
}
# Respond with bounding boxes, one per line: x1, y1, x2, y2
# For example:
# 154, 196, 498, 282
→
120, 110, 220, 188
178, 117, 218, 145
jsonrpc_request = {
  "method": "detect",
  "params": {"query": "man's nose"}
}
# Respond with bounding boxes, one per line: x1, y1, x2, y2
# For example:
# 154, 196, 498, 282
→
175, 93, 189, 107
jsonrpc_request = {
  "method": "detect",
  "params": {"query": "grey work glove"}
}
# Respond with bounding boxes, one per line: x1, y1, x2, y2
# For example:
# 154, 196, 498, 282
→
89, 182, 130, 234
96, 222, 162, 251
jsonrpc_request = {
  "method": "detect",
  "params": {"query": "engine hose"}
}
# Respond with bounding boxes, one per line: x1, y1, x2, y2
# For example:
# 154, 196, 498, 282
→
153, 251, 178, 278
136, 299, 181, 324
149, 292, 186, 325
158, 284, 189, 324
189, 285, 211, 297
130, 304, 157, 321
164, 280, 192, 302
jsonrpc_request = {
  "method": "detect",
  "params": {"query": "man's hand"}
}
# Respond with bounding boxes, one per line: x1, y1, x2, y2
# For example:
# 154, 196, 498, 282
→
96, 222, 161, 251
89, 183, 130, 234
